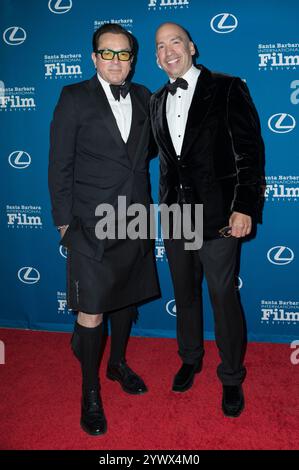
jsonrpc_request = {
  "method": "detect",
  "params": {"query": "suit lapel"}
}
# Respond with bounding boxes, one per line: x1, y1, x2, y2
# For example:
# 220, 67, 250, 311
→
153, 87, 177, 161
152, 66, 217, 160
88, 75, 127, 155
126, 86, 150, 168
180, 65, 216, 159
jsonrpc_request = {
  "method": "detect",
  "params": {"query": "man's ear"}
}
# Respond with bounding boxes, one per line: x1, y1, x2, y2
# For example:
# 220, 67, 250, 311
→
190, 41, 196, 56
91, 52, 97, 69
156, 55, 162, 69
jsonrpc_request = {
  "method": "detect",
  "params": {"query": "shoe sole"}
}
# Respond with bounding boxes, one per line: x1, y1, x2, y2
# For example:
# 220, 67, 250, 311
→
106, 372, 148, 395
80, 420, 107, 436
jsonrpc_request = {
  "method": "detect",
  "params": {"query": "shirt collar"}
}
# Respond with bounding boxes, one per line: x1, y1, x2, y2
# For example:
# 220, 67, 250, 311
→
169, 65, 200, 88
97, 74, 128, 100
97, 73, 114, 98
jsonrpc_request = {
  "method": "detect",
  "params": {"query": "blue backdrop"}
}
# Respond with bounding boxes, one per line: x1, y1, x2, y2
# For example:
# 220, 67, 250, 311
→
1, 0, 298, 343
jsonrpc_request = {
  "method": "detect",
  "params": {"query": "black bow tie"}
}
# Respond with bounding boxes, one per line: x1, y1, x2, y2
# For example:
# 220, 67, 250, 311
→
167, 77, 188, 95
110, 82, 131, 101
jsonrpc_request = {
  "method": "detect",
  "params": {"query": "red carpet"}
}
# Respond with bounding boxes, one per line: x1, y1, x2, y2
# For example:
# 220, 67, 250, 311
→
0, 328, 298, 450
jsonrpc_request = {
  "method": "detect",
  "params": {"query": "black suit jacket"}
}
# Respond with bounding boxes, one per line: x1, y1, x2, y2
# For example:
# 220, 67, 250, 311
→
150, 65, 265, 238
48, 75, 154, 259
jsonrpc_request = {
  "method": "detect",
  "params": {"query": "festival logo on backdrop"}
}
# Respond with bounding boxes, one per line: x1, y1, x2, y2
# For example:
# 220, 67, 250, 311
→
268, 113, 296, 133
3, 26, 26, 46
261, 300, 299, 325
17, 267, 40, 285
8, 151, 31, 170
44, 53, 82, 80
94, 19, 133, 32
59, 246, 68, 259
265, 176, 299, 202
155, 238, 167, 262
48, 0, 72, 15
57, 292, 72, 315
0, 85, 36, 112
210, 13, 238, 34
166, 299, 176, 317
6, 204, 43, 229
258, 42, 299, 71
148, 0, 189, 11
267, 246, 294, 265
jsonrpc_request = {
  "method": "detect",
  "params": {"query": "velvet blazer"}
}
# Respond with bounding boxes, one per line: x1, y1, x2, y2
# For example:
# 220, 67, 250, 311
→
150, 65, 265, 237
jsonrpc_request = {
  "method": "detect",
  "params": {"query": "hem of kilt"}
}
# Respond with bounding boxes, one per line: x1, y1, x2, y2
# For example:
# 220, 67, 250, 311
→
67, 288, 161, 315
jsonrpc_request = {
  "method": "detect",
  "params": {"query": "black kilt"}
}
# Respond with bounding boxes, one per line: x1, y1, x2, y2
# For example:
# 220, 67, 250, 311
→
63, 218, 160, 314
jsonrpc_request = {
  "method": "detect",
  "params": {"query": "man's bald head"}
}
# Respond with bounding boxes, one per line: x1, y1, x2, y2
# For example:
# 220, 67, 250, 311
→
155, 22, 195, 79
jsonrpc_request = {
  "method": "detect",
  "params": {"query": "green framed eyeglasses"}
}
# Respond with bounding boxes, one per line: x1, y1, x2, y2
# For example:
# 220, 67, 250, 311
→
95, 49, 133, 61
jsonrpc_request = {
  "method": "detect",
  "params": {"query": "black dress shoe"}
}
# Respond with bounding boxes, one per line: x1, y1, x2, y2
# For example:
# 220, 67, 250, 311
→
172, 361, 202, 392
222, 385, 244, 418
106, 360, 148, 395
80, 388, 107, 436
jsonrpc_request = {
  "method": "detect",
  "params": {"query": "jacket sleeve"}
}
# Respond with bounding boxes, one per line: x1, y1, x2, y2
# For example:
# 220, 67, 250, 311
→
48, 86, 78, 226
227, 78, 265, 219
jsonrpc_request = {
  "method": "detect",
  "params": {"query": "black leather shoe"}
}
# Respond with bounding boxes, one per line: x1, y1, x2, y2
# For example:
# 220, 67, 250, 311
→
106, 360, 148, 395
172, 361, 202, 392
222, 385, 244, 418
80, 388, 107, 436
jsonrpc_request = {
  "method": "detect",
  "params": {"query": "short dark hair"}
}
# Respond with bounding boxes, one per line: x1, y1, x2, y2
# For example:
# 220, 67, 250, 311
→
92, 23, 135, 54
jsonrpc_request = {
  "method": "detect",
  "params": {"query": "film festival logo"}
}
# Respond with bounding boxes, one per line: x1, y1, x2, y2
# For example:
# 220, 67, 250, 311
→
94, 19, 133, 32
57, 292, 72, 315
258, 42, 299, 71
210, 13, 238, 34
48, 0, 72, 15
44, 54, 82, 80
0, 85, 36, 112
265, 176, 299, 203
8, 151, 31, 169
6, 204, 43, 229
155, 237, 167, 262
148, 0, 189, 11
3, 26, 26, 46
261, 300, 299, 326
94, 196, 203, 251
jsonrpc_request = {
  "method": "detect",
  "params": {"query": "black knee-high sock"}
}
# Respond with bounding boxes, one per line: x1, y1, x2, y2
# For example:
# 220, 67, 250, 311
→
71, 321, 103, 391
109, 307, 137, 364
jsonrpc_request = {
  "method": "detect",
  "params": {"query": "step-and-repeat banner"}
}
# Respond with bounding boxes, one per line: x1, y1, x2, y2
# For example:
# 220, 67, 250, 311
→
1, 0, 298, 342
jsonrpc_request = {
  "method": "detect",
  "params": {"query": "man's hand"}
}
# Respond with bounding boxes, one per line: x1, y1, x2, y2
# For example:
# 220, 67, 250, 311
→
228, 212, 252, 238
58, 225, 69, 238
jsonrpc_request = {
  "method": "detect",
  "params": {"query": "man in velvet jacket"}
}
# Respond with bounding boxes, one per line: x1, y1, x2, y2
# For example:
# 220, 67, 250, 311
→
150, 22, 264, 417
48, 24, 159, 436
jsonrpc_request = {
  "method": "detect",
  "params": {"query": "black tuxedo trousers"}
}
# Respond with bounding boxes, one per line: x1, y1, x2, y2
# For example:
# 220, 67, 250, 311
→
164, 236, 247, 386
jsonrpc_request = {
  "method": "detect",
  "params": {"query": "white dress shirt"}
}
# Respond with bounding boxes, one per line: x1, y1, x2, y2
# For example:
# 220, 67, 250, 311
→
166, 65, 201, 156
97, 74, 132, 143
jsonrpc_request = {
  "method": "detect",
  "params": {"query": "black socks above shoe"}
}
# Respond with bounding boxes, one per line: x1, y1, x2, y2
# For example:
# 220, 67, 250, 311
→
71, 321, 103, 391
109, 307, 136, 365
